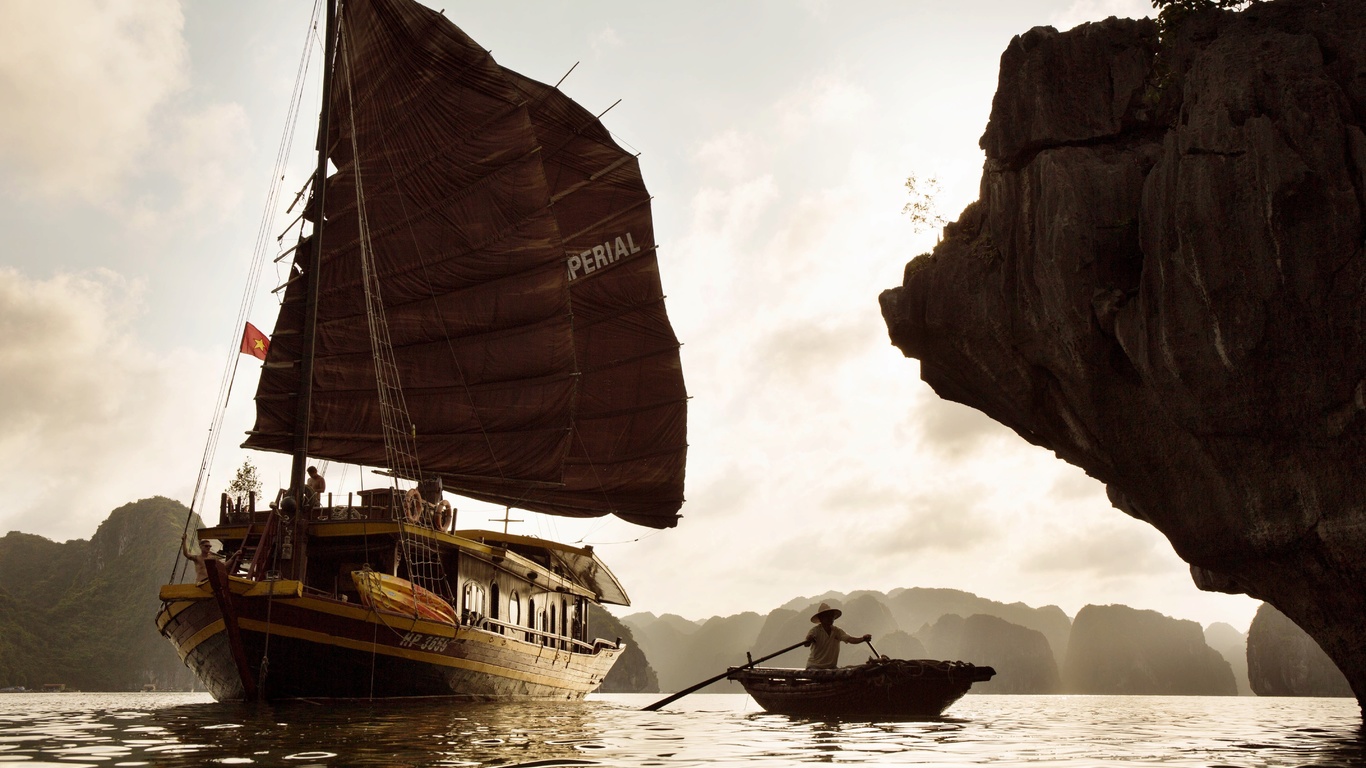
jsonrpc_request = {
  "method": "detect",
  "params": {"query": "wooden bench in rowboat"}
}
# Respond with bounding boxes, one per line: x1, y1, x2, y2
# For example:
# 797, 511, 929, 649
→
727, 658, 995, 719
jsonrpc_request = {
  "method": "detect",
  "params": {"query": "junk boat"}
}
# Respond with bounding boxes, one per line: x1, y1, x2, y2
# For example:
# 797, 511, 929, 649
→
729, 658, 995, 719
157, 0, 687, 701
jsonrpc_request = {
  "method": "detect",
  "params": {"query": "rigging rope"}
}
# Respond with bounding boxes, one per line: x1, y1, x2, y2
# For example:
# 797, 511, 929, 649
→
370, 45, 514, 495
362, 46, 632, 523
340, 20, 454, 607
340, 26, 420, 491
170, 0, 323, 583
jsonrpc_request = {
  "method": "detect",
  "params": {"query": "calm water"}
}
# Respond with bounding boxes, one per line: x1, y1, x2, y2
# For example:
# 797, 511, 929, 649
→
0, 692, 1361, 767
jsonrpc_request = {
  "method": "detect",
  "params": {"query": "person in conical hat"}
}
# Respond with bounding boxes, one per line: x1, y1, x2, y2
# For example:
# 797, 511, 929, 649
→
803, 602, 872, 669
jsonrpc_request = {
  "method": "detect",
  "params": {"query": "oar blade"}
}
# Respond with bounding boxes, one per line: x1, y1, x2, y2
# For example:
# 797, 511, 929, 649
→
640, 640, 805, 711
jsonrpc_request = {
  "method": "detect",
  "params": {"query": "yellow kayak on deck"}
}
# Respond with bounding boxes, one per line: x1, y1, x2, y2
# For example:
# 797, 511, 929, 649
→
351, 571, 457, 624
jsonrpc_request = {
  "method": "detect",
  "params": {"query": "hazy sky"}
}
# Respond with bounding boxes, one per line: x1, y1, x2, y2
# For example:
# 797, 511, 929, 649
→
0, 0, 1262, 633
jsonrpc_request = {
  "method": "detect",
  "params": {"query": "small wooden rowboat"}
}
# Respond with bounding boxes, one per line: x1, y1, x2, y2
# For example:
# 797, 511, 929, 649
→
351, 571, 457, 624
728, 658, 995, 719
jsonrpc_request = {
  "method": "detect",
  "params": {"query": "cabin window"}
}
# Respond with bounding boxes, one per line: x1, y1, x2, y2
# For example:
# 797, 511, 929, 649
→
527, 598, 536, 643
489, 581, 501, 633
549, 604, 558, 648
462, 582, 486, 625
508, 590, 521, 629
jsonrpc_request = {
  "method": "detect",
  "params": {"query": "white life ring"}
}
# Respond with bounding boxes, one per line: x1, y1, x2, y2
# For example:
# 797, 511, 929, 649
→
432, 499, 453, 531
403, 488, 423, 523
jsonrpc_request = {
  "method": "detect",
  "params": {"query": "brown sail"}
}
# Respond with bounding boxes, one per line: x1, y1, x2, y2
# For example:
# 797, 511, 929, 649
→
246, 0, 686, 528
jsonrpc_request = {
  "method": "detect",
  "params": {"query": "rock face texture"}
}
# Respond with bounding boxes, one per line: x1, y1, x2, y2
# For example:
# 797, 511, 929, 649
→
886, 587, 1073, 667
1062, 605, 1236, 695
1204, 621, 1253, 695
880, 0, 1366, 705
1247, 602, 1353, 696
0, 498, 202, 691
919, 613, 1062, 693
587, 604, 660, 693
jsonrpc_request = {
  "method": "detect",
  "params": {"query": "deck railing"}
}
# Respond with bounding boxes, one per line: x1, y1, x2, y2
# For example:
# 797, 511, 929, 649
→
221, 489, 455, 534
220, 492, 609, 654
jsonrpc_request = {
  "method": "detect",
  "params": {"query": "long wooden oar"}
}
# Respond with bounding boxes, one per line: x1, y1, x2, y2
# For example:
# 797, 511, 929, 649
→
642, 640, 806, 711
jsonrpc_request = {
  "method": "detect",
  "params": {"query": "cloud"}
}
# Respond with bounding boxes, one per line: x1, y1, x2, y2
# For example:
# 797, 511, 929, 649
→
0, 2, 248, 240
690, 71, 872, 183
0, 269, 142, 430
688, 463, 757, 519
729, 483, 997, 612
753, 320, 874, 384
687, 174, 781, 242
1051, 0, 1153, 31
773, 73, 873, 137
590, 26, 624, 58
1049, 466, 1108, 502
1018, 519, 1175, 579
694, 129, 760, 182
0, 268, 215, 542
912, 395, 1015, 458
821, 480, 906, 516
802, 480, 996, 558
127, 102, 253, 233
0, 0, 187, 202
863, 489, 995, 556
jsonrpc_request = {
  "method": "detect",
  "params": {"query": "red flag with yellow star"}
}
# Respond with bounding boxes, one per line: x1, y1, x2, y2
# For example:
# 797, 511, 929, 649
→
240, 322, 270, 360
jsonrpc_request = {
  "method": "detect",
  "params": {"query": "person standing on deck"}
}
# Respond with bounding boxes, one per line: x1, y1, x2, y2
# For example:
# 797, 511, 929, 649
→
804, 602, 872, 669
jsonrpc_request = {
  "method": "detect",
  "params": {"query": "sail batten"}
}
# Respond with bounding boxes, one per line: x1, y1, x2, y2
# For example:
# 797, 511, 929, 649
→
245, 0, 686, 527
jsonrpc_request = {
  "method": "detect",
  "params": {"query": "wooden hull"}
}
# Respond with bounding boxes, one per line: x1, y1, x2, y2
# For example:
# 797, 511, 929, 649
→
729, 659, 995, 719
156, 578, 620, 701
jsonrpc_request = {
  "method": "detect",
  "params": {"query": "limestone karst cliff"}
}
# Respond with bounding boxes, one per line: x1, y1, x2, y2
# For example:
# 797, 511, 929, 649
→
919, 613, 1062, 694
1246, 602, 1352, 696
1062, 604, 1236, 695
1204, 621, 1253, 695
624, 589, 1069, 694
0, 498, 201, 691
880, 0, 1366, 706
585, 604, 660, 693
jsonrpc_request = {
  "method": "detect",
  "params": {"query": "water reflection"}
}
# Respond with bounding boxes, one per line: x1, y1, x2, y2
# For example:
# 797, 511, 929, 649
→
0, 692, 1361, 767
0, 694, 614, 767
164, 698, 617, 766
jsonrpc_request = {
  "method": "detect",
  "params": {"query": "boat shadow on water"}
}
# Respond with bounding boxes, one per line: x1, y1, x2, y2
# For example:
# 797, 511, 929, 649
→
746, 711, 973, 727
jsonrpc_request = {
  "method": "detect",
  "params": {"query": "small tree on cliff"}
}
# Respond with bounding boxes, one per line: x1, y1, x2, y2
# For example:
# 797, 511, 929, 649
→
1151, 0, 1259, 39
226, 459, 263, 503
902, 173, 947, 234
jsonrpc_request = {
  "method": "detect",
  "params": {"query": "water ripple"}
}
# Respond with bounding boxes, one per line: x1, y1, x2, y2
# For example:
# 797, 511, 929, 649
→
0, 692, 1360, 766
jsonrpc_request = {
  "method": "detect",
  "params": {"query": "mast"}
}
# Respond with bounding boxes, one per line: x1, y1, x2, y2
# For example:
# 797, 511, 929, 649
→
291, 0, 339, 504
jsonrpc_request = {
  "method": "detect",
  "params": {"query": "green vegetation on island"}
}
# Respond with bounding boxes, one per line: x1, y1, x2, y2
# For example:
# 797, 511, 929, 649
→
0, 497, 200, 691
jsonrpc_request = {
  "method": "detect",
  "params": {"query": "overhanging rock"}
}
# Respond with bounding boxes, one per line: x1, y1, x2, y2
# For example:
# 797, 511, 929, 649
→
880, 0, 1366, 708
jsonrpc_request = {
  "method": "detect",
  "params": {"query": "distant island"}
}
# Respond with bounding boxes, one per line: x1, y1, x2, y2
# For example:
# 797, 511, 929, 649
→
0, 497, 200, 692
0, 500, 1349, 697
623, 590, 1352, 697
